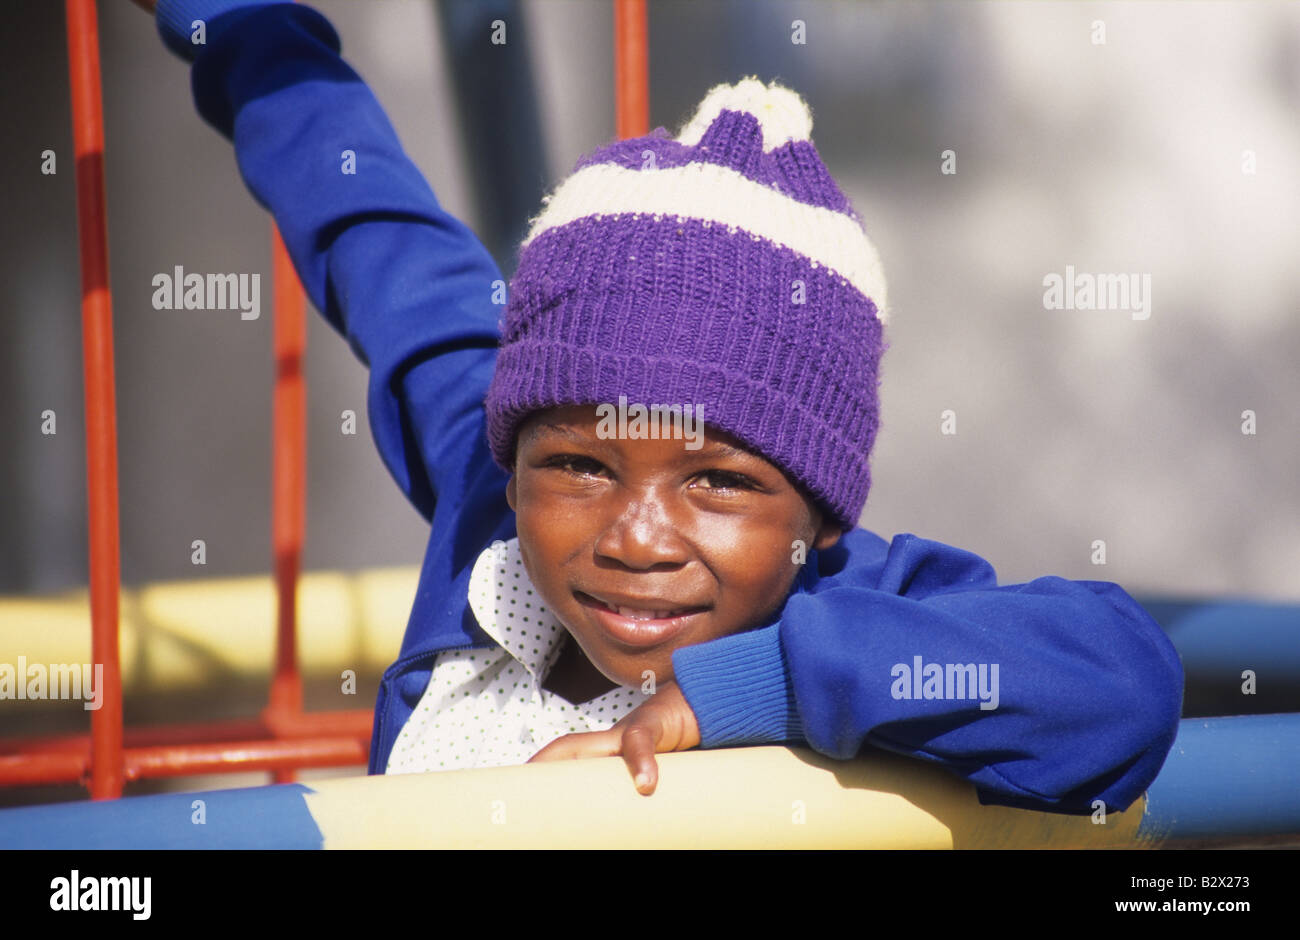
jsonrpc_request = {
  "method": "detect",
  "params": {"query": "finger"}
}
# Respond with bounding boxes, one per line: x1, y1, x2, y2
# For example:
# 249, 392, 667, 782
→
620, 724, 661, 795
527, 729, 623, 763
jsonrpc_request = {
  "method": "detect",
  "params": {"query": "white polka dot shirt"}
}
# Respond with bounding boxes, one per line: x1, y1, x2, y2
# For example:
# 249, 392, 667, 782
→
385, 538, 651, 774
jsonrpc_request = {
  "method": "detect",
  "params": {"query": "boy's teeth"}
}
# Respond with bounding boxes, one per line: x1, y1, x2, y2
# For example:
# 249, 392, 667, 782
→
617, 607, 676, 620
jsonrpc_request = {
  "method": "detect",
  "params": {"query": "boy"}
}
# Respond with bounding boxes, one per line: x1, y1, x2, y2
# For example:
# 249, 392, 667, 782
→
136, 0, 1183, 813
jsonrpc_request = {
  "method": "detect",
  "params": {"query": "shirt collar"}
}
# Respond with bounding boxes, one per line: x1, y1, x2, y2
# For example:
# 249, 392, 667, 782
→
467, 537, 568, 682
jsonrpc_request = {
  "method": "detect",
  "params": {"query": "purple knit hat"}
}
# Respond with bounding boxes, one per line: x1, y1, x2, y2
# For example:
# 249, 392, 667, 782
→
485, 77, 889, 531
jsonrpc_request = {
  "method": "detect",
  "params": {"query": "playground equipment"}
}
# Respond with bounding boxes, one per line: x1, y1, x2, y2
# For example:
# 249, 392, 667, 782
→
2, 715, 1298, 848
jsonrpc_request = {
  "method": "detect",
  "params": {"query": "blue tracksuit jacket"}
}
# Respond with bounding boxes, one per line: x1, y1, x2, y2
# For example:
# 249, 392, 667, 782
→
154, 0, 1184, 814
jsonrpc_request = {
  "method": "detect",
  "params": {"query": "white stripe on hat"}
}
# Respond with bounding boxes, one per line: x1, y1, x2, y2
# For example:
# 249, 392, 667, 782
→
521, 161, 890, 322
676, 77, 814, 153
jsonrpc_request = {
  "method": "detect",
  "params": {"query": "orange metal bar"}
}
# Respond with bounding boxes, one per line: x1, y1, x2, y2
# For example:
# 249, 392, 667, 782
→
0, 710, 374, 758
0, 752, 88, 787
0, 720, 271, 757
266, 226, 308, 785
614, 0, 649, 140
124, 738, 368, 780
65, 0, 124, 801
0, 731, 371, 788
0, 739, 365, 787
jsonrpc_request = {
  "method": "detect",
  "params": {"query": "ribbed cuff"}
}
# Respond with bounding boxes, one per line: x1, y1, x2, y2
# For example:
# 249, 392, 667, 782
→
155, 0, 281, 61
671, 623, 804, 747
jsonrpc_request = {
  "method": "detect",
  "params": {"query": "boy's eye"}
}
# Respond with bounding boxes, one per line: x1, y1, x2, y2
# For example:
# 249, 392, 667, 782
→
695, 469, 755, 491
544, 454, 605, 477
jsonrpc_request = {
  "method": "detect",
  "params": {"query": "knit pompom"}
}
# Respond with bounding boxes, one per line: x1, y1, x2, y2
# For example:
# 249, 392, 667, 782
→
675, 76, 814, 153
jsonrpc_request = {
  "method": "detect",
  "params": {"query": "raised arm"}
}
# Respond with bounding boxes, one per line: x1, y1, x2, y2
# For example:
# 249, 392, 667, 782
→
673, 529, 1185, 815
149, 0, 505, 521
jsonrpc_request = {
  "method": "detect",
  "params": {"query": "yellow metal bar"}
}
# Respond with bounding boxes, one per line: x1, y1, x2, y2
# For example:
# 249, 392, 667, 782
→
0, 568, 414, 692
301, 747, 1148, 849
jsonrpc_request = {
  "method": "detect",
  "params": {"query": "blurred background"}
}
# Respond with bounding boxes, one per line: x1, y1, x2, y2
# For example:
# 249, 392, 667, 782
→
1, 0, 1298, 803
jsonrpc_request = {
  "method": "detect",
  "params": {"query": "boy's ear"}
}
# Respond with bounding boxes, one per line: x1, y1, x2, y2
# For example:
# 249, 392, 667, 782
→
506, 473, 518, 512
812, 514, 841, 551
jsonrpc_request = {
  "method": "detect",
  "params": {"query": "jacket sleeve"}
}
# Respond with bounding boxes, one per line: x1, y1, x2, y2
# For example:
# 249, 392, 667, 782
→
672, 530, 1185, 815
156, 0, 504, 523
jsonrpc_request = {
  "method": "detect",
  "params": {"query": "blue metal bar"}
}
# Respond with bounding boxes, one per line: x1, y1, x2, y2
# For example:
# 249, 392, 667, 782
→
0, 783, 322, 849
1134, 594, 1300, 717
1137, 713, 1300, 843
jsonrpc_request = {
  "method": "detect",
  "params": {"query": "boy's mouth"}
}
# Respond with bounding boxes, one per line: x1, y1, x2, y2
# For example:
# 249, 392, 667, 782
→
574, 591, 710, 648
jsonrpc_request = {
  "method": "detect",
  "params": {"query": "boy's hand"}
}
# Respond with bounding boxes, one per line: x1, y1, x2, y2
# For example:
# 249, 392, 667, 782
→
528, 681, 701, 795
129, 0, 159, 13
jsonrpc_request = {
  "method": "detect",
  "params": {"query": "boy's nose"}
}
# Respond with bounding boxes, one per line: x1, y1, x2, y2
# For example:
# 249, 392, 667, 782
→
592, 494, 691, 570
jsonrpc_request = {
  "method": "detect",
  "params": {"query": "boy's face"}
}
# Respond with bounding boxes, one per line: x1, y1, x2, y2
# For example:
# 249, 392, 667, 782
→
506, 404, 842, 689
